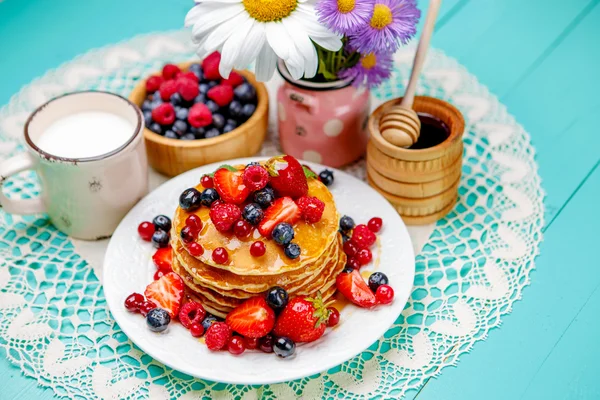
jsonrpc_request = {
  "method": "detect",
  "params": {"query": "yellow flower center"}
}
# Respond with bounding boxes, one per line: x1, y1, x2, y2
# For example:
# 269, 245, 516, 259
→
370, 4, 393, 29
361, 53, 377, 70
243, 0, 297, 22
337, 0, 355, 13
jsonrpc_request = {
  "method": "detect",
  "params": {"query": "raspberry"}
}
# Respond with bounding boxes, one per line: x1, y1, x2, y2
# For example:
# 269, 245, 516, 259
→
177, 71, 199, 83
202, 51, 222, 80
207, 85, 234, 107
209, 203, 241, 232
178, 301, 206, 329
351, 224, 376, 249
188, 103, 213, 128
151, 103, 176, 125
145, 75, 164, 93
368, 217, 383, 233
221, 71, 244, 88
159, 80, 178, 101
162, 63, 181, 80
242, 165, 269, 191
296, 196, 325, 223
177, 78, 200, 101
205, 322, 231, 351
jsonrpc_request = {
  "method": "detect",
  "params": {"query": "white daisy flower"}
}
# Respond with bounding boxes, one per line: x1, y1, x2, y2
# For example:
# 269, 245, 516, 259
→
185, 0, 343, 81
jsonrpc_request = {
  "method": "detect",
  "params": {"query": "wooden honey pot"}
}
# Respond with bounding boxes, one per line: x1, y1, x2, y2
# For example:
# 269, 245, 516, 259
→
367, 96, 465, 225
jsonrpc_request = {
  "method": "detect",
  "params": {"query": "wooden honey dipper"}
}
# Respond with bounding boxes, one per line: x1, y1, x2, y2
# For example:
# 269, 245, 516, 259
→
380, 0, 442, 148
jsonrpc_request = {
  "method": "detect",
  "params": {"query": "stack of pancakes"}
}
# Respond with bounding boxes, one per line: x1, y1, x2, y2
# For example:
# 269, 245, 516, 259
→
170, 176, 346, 318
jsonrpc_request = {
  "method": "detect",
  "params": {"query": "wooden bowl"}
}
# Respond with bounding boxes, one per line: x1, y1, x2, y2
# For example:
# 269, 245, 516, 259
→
129, 62, 269, 177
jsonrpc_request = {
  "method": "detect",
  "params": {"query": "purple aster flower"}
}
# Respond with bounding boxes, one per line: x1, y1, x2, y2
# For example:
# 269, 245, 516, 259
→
339, 51, 394, 88
349, 0, 420, 54
316, 0, 376, 35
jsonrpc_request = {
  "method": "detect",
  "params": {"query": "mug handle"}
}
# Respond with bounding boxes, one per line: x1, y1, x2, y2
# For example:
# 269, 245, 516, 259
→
0, 152, 46, 214
285, 88, 318, 114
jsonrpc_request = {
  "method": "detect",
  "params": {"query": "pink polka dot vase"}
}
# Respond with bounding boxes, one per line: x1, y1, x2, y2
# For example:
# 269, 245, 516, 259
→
276, 61, 370, 167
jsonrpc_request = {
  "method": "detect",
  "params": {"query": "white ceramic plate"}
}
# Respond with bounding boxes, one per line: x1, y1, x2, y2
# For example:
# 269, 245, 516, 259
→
103, 158, 415, 385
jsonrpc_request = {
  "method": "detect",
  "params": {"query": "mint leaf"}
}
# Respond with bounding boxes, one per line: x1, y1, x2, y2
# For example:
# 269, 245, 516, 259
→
208, 164, 237, 177
303, 166, 317, 179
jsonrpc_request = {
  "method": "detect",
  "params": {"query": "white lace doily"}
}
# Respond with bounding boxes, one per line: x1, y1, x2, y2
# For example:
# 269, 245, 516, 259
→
0, 30, 544, 399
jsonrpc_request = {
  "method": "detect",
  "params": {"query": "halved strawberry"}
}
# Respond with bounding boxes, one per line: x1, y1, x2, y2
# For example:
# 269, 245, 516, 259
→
213, 167, 250, 204
336, 269, 377, 308
152, 247, 173, 272
225, 297, 275, 338
266, 155, 308, 199
258, 197, 301, 237
273, 294, 328, 343
144, 272, 184, 318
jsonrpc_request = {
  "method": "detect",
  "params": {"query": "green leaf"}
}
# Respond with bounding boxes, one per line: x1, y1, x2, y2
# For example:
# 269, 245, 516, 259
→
303, 166, 317, 179
208, 164, 237, 177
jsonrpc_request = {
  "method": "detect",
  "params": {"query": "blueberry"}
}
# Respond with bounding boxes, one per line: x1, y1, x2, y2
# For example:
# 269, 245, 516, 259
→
199, 83, 210, 94
179, 188, 202, 211
170, 92, 183, 106
266, 286, 288, 312
173, 120, 188, 135
205, 128, 220, 138
339, 215, 355, 232
247, 162, 260, 167
164, 130, 178, 139
272, 223, 294, 245
151, 230, 170, 248
189, 64, 203, 80
226, 118, 237, 127
200, 188, 220, 207
206, 100, 220, 113
342, 267, 354, 274
181, 133, 196, 140
273, 337, 295, 359
223, 123, 237, 133
176, 107, 189, 121
207, 80, 218, 88
150, 97, 163, 107
191, 127, 206, 139
194, 93, 207, 104
368, 272, 389, 292
228, 101, 243, 119
340, 230, 351, 243
201, 314, 218, 331
243, 203, 264, 225
149, 123, 163, 135
254, 187, 275, 208
212, 113, 225, 129
142, 100, 153, 112
146, 308, 171, 332
153, 215, 172, 232
143, 111, 153, 126
319, 169, 334, 186
234, 83, 257, 103
284, 243, 301, 259
240, 103, 256, 120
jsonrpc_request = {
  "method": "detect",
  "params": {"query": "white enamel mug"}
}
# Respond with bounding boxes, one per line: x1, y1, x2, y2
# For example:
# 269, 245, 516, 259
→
0, 91, 149, 240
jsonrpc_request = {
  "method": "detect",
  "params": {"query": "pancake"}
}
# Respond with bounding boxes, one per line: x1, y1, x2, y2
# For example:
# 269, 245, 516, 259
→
172, 170, 339, 276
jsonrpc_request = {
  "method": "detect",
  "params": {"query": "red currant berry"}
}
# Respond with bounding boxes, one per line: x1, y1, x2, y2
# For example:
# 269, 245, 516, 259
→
258, 334, 275, 353
138, 221, 155, 241
368, 217, 383, 233
201, 175, 214, 189
327, 307, 340, 327
190, 323, 205, 338
188, 242, 204, 257
245, 337, 259, 350
227, 336, 246, 355
124, 293, 144, 312
375, 284, 394, 304
250, 241, 266, 257
356, 248, 372, 266
212, 247, 229, 264
180, 226, 196, 243
154, 270, 166, 281
234, 220, 252, 238
347, 257, 361, 270
343, 241, 358, 257
140, 301, 156, 317
185, 214, 203, 234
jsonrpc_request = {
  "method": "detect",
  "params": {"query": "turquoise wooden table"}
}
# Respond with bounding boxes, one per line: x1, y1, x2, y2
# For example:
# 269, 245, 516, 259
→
1, 0, 598, 399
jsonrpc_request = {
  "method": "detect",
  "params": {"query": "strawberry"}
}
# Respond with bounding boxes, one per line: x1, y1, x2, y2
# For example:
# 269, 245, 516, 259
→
202, 51, 222, 80
225, 297, 275, 338
213, 167, 250, 204
209, 203, 241, 232
258, 197, 301, 237
265, 155, 308, 199
221, 71, 244, 88
351, 224, 376, 249
335, 269, 377, 308
152, 247, 173, 272
207, 84, 234, 107
144, 272, 184, 318
273, 293, 329, 343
